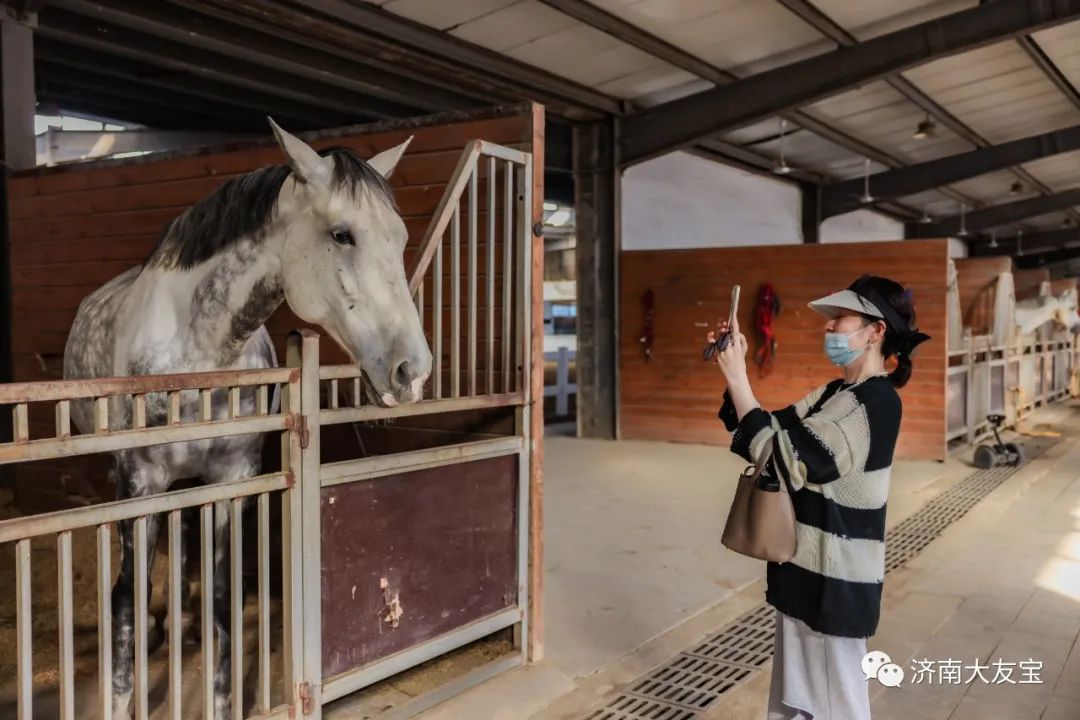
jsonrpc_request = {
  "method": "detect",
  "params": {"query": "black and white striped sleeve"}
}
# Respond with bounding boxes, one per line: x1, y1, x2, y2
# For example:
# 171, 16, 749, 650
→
718, 383, 829, 433
730, 382, 900, 491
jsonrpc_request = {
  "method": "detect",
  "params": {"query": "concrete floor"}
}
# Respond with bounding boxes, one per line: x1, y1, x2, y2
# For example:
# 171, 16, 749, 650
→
405, 411, 1004, 720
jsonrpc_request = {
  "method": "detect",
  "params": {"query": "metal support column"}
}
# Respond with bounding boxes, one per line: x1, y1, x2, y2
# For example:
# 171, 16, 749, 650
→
0, 14, 35, 487
573, 118, 619, 440
800, 182, 821, 244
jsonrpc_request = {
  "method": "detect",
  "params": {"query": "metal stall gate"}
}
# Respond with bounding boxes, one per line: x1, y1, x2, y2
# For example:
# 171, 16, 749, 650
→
0, 139, 537, 720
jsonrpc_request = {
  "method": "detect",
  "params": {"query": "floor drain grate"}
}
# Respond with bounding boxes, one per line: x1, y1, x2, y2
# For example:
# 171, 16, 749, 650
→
580, 435, 1058, 719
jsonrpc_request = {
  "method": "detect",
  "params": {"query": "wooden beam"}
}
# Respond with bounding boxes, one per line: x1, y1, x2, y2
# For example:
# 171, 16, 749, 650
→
910, 189, 1080, 238
822, 124, 1080, 218
619, 0, 1080, 164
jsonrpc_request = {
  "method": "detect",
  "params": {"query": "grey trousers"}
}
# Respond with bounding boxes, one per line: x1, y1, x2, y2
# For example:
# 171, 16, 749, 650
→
766, 608, 872, 719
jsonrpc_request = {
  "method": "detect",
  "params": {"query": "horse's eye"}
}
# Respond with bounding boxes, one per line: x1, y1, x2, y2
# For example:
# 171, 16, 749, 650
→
331, 229, 354, 246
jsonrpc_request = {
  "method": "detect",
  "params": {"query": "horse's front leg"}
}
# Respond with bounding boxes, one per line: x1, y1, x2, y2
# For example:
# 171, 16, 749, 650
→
111, 460, 170, 720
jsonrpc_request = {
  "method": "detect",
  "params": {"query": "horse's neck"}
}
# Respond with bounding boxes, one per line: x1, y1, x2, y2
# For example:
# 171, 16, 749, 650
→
155, 238, 284, 365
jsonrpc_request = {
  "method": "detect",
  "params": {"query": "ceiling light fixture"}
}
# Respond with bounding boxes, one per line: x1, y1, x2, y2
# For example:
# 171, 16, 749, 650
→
988, 230, 998, 249
912, 114, 936, 140
1017, 229, 1024, 257
772, 118, 792, 175
859, 158, 874, 204
920, 206, 932, 224
957, 202, 969, 237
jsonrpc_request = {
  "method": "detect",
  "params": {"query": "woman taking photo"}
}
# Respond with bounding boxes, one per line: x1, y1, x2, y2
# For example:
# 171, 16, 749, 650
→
711, 274, 930, 720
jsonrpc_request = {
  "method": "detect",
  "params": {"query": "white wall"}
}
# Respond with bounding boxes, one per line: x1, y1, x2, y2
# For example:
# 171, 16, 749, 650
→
819, 209, 904, 243
621, 151, 911, 251
621, 151, 801, 250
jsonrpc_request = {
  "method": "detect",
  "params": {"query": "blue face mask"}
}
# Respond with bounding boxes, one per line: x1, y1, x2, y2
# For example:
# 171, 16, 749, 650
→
824, 325, 871, 367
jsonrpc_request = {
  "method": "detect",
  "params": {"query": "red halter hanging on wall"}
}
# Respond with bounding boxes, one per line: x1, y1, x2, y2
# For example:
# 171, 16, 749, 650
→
754, 283, 781, 368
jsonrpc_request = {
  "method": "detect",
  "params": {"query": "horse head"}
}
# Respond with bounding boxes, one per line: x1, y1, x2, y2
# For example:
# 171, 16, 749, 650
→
1051, 288, 1080, 334
270, 119, 432, 406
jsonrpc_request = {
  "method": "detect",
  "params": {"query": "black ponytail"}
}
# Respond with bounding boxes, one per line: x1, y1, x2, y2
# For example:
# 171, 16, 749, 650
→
848, 275, 928, 389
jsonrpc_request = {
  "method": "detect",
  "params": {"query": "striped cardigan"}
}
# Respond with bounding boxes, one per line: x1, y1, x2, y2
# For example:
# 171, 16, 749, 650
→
719, 375, 902, 638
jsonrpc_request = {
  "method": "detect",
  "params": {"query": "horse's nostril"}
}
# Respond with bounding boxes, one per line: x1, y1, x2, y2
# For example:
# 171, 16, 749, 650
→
392, 360, 411, 390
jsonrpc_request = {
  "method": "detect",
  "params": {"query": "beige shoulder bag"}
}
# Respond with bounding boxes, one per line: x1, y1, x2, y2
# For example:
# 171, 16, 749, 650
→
721, 446, 797, 563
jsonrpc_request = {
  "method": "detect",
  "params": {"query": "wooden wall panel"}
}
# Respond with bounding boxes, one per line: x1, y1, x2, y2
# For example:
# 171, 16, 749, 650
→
1049, 278, 1077, 295
5, 105, 538, 508
1014, 269, 1050, 300
954, 257, 1011, 336
619, 239, 949, 461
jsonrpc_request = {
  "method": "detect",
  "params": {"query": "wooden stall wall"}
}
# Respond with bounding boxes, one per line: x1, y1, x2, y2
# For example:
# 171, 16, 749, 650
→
6, 104, 540, 509
620, 239, 948, 461
954, 257, 1011, 336
1014, 269, 1051, 300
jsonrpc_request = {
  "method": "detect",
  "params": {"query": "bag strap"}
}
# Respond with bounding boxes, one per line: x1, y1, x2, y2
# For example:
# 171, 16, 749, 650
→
752, 438, 795, 495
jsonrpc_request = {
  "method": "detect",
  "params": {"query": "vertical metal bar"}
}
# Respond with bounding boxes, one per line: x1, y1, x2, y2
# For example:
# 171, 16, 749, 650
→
133, 394, 147, 429
58, 531, 75, 720
299, 332, 324, 720
12, 402, 28, 441
329, 379, 339, 410
516, 164, 530, 394
282, 336, 304, 714
199, 389, 213, 421
55, 399, 71, 439
201, 504, 214, 720
468, 171, 478, 397
229, 386, 242, 418
231, 498, 243, 720
94, 396, 108, 433
258, 492, 271, 713
487, 155, 496, 395
134, 516, 149, 720
167, 391, 181, 425
434, 238, 443, 400
352, 377, 362, 407
16, 539, 31, 720
98, 524, 112, 720
451, 204, 461, 398
168, 511, 182, 720
515, 156, 535, 662
502, 160, 513, 394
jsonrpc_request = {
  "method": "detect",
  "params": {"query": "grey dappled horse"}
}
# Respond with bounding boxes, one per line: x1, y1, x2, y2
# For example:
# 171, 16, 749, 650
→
62, 119, 432, 718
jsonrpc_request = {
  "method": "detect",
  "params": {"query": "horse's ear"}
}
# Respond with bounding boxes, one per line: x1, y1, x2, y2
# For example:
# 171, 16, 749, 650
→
268, 117, 332, 189
368, 136, 412, 179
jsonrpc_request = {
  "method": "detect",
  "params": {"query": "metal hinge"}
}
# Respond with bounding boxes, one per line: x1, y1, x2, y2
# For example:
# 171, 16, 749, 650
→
287, 413, 311, 449
298, 681, 315, 715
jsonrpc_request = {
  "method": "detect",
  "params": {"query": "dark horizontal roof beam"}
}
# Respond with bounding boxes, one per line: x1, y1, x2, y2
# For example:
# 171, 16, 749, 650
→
909, 189, 1080, 237
45, 0, 451, 116
37, 84, 262, 132
536, 0, 913, 174
284, 0, 622, 118
971, 227, 1080, 256
35, 11, 415, 121
34, 50, 357, 129
822, 124, 1080, 218
619, 0, 1080, 165
1014, 244, 1080, 269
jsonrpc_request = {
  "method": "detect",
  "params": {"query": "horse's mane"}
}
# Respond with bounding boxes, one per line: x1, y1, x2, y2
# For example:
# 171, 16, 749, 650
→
145, 146, 396, 270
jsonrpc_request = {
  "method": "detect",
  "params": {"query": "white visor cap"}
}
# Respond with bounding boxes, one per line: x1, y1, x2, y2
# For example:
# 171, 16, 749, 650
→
807, 289, 884, 319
